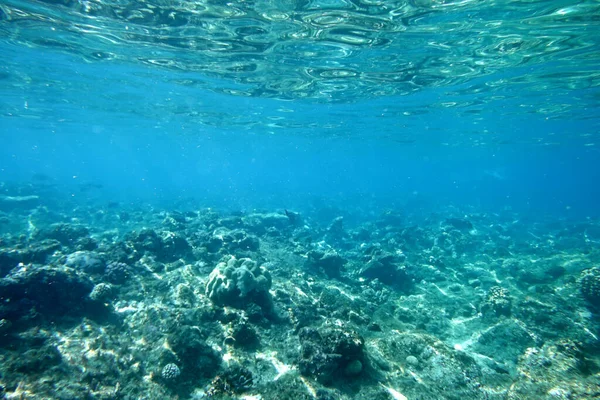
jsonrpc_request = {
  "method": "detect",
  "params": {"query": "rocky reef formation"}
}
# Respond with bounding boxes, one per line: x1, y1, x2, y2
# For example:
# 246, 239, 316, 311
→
205, 255, 273, 314
0, 197, 599, 399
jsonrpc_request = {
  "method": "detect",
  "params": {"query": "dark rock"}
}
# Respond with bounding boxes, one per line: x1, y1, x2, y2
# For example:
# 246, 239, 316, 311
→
160, 232, 192, 261
168, 326, 221, 380
352, 227, 372, 241
104, 240, 139, 264
244, 213, 291, 235
518, 261, 568, 285
284, 209, 301, 225
306, 250, 346, 279
128, 228, 162, 254
481, 286, 512, 317
289, 304, 321, 331
126, 229, 192, 262
368, 322, 382, 332
213, 229, 260, 253
0, 265, 93, 322
360, 251, 411, 289
218, 216, 244, 229
237, 235, 260, 252
0, 318, 12, 333
207, 364, 253, 396
318, 287, 353, 319
25, 240, 62, 264
230, 322, 260, 350
33, 223, 90, 246
327, 217, 344, 238
9, 343, 62, 373
580, 267, 600, 308
298, 326, 366, 385
205, 236, 223, 253
163, 213, 187, 230
75, 236, 97, 251
104, 261, 131, 284
472, 320, 536, 364
64, 251, 105, 274
0, 195, 40, 211
0, 250, 20, 278
0, 240, 62, 276
444, 218, 473, 231
376, 210, 403, 228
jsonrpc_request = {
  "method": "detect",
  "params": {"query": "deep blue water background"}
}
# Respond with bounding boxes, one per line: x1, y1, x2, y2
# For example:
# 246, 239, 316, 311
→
1, 41, 599, 219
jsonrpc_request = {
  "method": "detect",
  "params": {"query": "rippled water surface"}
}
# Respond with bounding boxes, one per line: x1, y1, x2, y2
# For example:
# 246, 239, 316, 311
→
1, 0, 599, 212
2, 0, 599, 130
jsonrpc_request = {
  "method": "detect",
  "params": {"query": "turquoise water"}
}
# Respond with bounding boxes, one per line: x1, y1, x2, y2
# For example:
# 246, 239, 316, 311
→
1, 1, 600, 399
1, 0, 599, 215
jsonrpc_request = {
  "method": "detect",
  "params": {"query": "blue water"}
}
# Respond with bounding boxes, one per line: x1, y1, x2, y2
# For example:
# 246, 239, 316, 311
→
1, 0, 599, 217
2, 2, 600, 398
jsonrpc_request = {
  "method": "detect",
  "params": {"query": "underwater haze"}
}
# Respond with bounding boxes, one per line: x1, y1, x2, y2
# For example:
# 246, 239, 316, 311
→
1, 0, 600, 399
1, 0, 599, 216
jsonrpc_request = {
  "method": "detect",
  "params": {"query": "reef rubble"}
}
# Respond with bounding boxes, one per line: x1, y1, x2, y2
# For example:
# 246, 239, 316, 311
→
0, 197, 599, 400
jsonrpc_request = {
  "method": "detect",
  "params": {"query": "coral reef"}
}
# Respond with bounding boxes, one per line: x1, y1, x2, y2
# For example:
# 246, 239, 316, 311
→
161, 363, 181, 380
0, 265, 93, 323
298, 325, 367, 385
481, 286, 512, 317
580, 267, 600, 308
0, 197, 599, 400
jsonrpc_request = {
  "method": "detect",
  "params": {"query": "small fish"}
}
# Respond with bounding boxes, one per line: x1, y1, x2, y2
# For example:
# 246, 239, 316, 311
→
31, 172, 53, 181
79, 183, 104, 192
